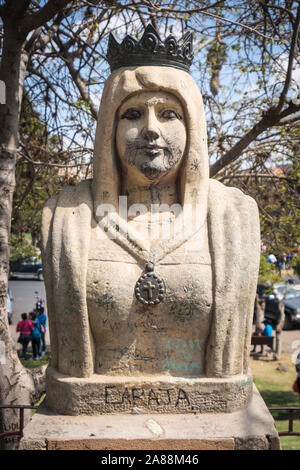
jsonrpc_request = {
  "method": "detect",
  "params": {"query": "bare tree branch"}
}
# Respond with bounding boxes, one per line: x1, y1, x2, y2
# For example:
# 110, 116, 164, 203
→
210, 2, 300, 177
148, 3, 278, 40
24, 11, 64, 53
210, 112, 276, 177
275, 2, 300, 113
279, 111, 300, 125
18, 151, 90, 168
27, 64, 84, 110
220, 173, 296, 182
19, 0, 73, 36
0, 0, 31, 20
52, 34, 99, 119
24, 26, 42, 52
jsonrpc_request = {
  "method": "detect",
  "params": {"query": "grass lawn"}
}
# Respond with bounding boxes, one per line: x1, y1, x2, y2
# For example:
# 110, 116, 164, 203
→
250, 354, 300, 450
20, 352, 300, 450
20, 352, 51, 369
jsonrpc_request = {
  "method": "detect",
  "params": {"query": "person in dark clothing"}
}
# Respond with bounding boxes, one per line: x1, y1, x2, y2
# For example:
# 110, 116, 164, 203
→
16, 313, 33, 360
29, 311, 41, 360
37, 307, 47, 356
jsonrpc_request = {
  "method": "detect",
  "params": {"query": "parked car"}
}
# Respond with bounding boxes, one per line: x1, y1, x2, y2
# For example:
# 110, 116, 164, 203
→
10, 259, 43, 281
7, 288, 13, 324
255, 282, 300, 330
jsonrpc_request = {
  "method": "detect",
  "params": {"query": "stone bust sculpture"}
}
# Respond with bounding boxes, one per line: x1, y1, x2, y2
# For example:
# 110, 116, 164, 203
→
41, 25, 260, 415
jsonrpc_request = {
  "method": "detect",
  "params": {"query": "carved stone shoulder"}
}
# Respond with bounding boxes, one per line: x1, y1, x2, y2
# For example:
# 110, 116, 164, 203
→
51, 179, 92, 205
208, 177, 259, 215
41, 179, 93, 254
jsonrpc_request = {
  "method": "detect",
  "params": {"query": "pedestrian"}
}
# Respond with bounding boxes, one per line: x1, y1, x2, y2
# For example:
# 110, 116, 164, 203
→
267, 253, 277, 264
260, 319, 273, 354
29, 311, 42, 360
16, 313, 33, 360
261, 242, 267, 254
37, 307, 47, 356
276, 254, 286, 274
262, 319, 273, 338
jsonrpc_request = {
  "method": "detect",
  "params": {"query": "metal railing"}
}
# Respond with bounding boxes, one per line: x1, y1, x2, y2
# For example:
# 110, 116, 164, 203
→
269, 406, 300, 437
0, 404, 37, 440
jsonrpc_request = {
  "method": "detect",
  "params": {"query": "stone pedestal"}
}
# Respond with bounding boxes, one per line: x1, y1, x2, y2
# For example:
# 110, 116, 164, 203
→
45, 366, 253, 415
19, 385, 280, 450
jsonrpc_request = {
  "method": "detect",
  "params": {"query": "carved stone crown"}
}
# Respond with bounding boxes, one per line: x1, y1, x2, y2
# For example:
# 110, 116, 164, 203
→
106, 24, 194, 73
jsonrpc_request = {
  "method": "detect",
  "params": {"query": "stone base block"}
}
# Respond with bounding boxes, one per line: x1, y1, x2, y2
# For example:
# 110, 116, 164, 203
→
19, 385, 280, 450
45, 366, 252, 415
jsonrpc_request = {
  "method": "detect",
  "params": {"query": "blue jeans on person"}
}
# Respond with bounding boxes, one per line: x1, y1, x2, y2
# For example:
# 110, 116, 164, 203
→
39, 332, 46, 355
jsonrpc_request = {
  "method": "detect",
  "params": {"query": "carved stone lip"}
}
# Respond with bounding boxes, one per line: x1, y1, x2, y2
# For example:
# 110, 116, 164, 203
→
141, 144, 164, 150
141, 145, 165, 155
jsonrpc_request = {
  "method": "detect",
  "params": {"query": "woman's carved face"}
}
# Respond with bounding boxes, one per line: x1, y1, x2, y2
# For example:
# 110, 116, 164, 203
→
116, 91, 187, 184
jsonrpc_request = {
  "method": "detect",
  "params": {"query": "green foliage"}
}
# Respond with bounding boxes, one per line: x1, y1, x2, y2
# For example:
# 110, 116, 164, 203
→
229, 157, 299, 257
20, 353, 51, 370
9, 233, 38, 266
74, 99, 91, 111
258, 255, 283, 285
12, 92, 67, 247
19, 91, 46, 139
291, 255, 300, 276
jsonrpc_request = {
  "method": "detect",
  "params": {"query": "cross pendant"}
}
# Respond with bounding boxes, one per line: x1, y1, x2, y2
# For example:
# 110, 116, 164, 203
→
135, 263, 165, 306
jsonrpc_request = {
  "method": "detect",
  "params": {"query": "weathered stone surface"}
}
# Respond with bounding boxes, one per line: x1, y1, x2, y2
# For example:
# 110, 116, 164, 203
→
268, 435, 282, 450
20, 386, 280, 450
234, 437, 270, 450
46, 438, 235, 450
18, 439, 46, 450
46, 366, 253, 415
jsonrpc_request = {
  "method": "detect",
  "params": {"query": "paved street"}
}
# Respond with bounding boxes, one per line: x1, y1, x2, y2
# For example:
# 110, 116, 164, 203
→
8, 280, 50, 349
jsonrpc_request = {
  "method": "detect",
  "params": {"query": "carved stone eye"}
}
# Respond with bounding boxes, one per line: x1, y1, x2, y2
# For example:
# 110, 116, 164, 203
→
161, 109, 181, 120
121, 108, 141, 120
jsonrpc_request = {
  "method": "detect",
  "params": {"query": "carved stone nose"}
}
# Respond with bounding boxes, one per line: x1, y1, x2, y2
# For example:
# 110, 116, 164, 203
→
142, 127, 159, 141
141, 109, 160, 141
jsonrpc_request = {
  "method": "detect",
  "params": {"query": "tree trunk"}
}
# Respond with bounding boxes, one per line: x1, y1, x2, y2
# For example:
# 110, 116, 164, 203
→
254, 294, 265, 335
0, 21, 45, 450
